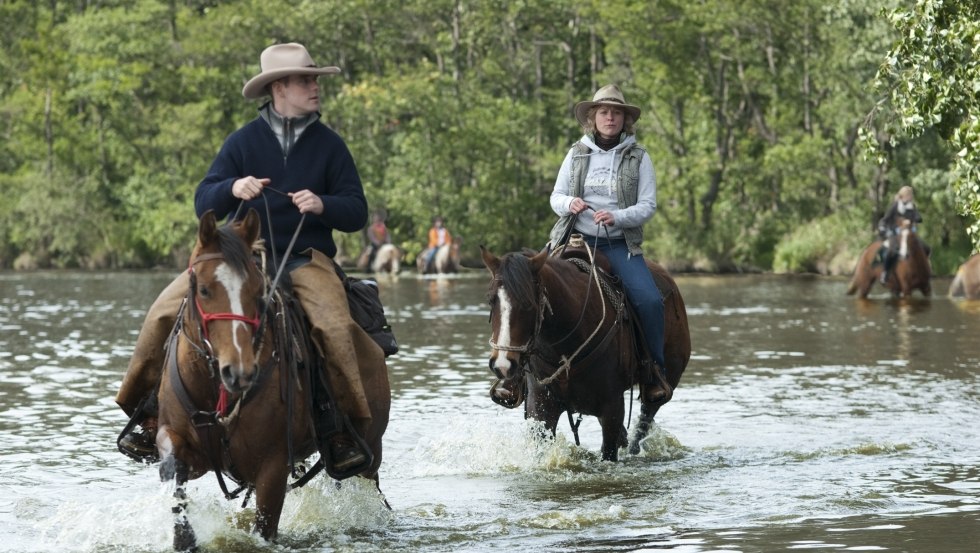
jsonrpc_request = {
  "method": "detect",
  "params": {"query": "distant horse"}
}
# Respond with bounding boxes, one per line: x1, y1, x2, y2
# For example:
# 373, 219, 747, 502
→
357, 243, 403, 276
156, 209, 389, 549
480, 245, 691, 461
847, 221, 931, 298
417, 237, 462, 274
949, 253, 980, 299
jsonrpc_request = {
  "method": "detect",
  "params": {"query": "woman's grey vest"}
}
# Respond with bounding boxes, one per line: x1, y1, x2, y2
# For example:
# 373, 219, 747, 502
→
548, 141, 647, 256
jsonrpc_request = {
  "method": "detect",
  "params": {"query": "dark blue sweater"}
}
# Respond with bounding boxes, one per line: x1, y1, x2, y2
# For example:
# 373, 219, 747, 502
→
195, 116, 367, 259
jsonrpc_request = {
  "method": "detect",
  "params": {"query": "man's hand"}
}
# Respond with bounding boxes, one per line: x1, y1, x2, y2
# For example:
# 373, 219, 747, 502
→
232, 177, 271, 200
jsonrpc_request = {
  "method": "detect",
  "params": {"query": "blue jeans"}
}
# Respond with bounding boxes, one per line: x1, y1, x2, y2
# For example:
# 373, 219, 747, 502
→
590, 237, 665, 368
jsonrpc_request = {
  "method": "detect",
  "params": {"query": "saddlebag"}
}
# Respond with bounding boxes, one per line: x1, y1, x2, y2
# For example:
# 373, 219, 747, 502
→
343, 277, 399, 357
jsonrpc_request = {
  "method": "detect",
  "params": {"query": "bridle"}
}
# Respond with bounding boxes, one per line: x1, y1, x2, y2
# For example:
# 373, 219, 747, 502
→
487, 248, 623, 387
189, 252, 262, 340
183, 253, 262, 375
487, 281, 551, 370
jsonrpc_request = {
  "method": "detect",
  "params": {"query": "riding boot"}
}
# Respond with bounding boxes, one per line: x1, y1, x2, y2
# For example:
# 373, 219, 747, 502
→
640, 359, 672, 406
117, 394, 160, 463
305, 333, 372, 477
312, 401, 371, 477
880, 253, 896, 285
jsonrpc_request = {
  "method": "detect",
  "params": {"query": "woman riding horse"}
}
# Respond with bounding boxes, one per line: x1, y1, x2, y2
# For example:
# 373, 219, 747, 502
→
877, 185, 929, 284
548, 84, 669, 404
482, 244, 690, 461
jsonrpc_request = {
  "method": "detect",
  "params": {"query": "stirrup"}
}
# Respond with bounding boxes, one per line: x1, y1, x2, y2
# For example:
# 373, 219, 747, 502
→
116, 395, 159, 463
118, 427, 159, 463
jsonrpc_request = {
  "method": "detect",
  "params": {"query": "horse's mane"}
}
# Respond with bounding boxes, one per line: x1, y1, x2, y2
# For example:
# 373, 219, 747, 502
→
491, 252, 540, 309
214, 223, 255, 279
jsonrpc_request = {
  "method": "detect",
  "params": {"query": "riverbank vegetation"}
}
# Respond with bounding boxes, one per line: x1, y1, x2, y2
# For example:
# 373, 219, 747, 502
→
1, 0, 976, 274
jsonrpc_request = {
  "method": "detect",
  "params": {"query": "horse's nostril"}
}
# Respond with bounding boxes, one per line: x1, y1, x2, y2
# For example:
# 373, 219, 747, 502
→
489, 357, 503, 379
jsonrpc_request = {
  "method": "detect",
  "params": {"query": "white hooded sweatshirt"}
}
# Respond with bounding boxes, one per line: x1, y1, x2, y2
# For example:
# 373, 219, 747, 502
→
549, 133, 656, 239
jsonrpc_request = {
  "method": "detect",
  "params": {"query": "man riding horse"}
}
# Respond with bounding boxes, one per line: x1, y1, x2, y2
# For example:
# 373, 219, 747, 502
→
116, 43, 384, 475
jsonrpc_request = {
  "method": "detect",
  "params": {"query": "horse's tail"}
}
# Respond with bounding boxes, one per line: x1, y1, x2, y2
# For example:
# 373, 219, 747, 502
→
846, 276, 858, 296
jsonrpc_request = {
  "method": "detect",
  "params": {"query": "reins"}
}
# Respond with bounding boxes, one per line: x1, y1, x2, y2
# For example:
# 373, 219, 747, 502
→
534, 216, 619, 384
538, 238, 615, 385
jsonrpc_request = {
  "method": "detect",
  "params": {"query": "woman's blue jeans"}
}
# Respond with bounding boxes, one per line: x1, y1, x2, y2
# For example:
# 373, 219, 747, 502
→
591, 237, 666, 369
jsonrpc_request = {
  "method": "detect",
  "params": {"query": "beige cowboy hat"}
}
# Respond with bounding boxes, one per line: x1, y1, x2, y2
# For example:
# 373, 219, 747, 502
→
242, 43, 341, 100
573, 84, 642, 126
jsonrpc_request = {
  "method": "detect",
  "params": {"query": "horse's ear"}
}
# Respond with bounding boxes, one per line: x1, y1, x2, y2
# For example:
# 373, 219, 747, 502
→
529, 248, 548, 274
479, 245, 500, 274
198, 210, 218, 247
240, 208, 261, 246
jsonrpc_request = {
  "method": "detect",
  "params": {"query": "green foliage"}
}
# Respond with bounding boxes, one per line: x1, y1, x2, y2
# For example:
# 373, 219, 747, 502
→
0, 0, 975, 272
773, 211, 869, 274
870, 0, 980, 247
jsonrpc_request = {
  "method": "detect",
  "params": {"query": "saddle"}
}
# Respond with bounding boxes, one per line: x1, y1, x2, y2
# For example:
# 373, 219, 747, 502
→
554, 235, 673, 398
554, 235, 671, 301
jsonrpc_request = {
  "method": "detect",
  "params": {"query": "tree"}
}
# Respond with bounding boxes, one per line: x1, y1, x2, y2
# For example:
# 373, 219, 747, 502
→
869, 0, 980, 248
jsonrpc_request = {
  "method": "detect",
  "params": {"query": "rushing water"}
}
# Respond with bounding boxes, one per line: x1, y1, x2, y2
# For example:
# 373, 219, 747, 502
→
1, 270, 978, 552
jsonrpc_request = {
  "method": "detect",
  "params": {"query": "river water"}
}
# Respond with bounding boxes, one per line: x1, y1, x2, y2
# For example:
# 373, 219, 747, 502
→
1, 270, 978, 552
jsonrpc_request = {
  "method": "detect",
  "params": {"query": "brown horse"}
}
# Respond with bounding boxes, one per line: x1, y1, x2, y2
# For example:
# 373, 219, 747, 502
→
949, 253, 980, 299
847, 221, 931, 298
357, 243, 403, 275
156, 209, 388, 549
416, 237, 462, 274
480, 245, 690, 461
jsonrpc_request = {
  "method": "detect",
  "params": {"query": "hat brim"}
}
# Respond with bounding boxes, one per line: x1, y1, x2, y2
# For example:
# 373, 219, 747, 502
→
242, 66, 342, 100
573, 100, 641, 127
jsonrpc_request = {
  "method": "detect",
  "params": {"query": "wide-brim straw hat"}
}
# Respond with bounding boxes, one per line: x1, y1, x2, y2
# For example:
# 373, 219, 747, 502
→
573, 84, 642, 127
242, 43, 341, 100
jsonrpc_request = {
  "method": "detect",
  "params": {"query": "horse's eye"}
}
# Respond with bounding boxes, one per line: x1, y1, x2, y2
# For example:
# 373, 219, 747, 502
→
198, 285, 210, 299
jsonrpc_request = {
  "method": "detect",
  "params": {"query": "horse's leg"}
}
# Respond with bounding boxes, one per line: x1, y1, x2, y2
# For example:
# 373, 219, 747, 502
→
860, 272, 876, 298
598, 400, 626, 462
628, 401, 660, 455
159, 454, 196, 552
156, 427, 197, 551
253, 461, 289, 541
524, 377, 562, 438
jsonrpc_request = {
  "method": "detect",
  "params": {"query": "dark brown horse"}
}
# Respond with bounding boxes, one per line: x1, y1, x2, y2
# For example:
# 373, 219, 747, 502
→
949, 253, 980, 299
156, 209, 389, 549
480, 246, 690, 461
847, 221, 931, 298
